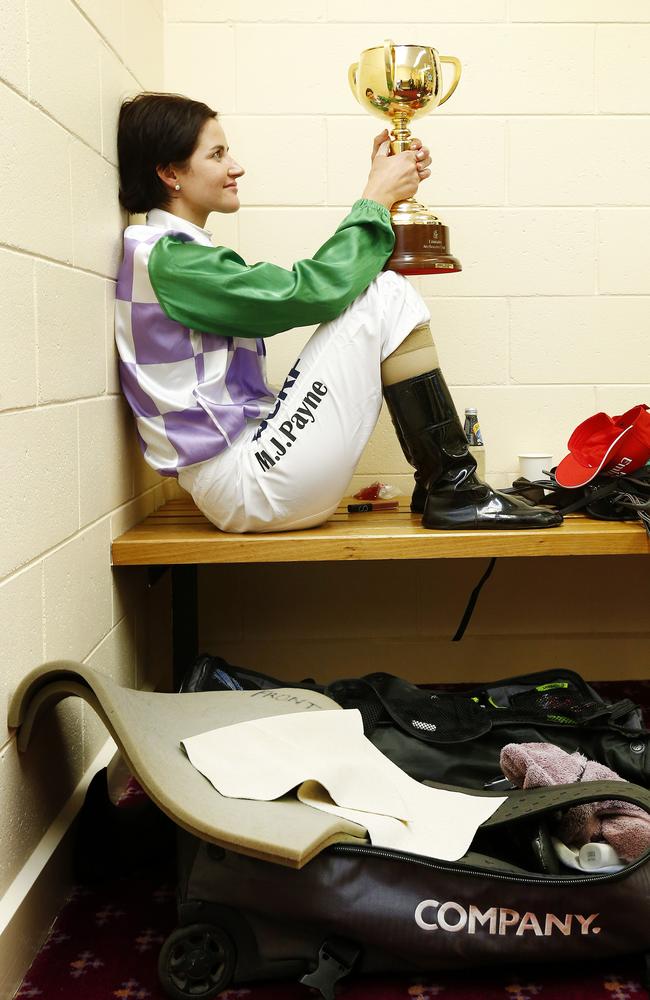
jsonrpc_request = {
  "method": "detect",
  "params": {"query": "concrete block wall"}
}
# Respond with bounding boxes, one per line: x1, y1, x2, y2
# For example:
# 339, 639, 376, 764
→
1, 0, 650, 990
0, 0, 166, 992
166, 0, 650, 494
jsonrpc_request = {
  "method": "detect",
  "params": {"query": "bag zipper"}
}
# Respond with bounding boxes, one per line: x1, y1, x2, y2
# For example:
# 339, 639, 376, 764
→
488, 716, 646, 737
388, 715, 650, 745
330, 842, 650, 886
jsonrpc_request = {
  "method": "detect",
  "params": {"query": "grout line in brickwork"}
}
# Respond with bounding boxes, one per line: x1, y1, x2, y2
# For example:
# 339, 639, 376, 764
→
1, 392, 123, 419
104, 281, 110, 397
0, 240, 119, 283
506, 296, 512, 385
98, 40, 106, 161
507, 20, 650, 26
165, 18, 650, 25
0, 553, 47, 634
25, 2, 149, 158
595, 210, 601, 295
76, 401, 82, 534
40, 561, 47, 663
232, 21, 239, 113
0, 76, 121, 177
0, 484, 161, 590
504, 118, 510, 206
87, 617, 130, 666
32, 257, 39, 414
23, 0, 31, 101
68, 0, 138, 89
129, 449, 136, 503
67, 137, 76, 276
593, 23, 599, 115
324, 115, 331, 204
0, 75, 29, 106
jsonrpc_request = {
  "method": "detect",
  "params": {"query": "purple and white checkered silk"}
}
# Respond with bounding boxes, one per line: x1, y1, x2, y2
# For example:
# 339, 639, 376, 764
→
114, 219, 274, 477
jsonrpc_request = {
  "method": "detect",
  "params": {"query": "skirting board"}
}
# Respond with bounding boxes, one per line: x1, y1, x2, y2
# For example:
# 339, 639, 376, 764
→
0, 738, 116, 1000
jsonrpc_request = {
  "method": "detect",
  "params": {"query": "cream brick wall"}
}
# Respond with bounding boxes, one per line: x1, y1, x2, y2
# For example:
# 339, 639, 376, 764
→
165, 1, 650, 496
0, 0, 166, 979
2, 0, 650, 988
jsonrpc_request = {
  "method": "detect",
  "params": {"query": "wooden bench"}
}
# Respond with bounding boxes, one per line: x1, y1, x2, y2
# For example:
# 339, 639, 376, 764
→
111, 497, 649, 685
112, 496, 650, 565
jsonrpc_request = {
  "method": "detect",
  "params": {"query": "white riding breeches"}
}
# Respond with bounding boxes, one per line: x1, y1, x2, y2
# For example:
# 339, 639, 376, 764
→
178, 270, 430, 533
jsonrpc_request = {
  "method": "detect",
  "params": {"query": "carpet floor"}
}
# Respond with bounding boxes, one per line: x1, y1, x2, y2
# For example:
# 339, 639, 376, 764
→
13, 680, 650, 1000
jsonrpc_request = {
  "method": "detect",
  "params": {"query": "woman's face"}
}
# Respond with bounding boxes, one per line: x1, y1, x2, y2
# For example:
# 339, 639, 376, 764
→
175, 117, 244, 216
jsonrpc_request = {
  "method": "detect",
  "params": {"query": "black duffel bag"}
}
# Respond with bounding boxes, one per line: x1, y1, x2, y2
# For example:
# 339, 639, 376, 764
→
326, 668, 650, 790
180, 657, 650, 790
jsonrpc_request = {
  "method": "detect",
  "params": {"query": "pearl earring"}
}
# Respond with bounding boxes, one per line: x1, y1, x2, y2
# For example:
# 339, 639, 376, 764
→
174, 183, 181, 191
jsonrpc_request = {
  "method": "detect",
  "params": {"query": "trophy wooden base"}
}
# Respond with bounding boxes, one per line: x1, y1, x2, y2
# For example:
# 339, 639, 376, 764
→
384, 221, 462, 276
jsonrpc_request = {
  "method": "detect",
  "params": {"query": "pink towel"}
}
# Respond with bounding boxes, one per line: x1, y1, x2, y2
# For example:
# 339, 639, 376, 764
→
500, 742, 650, 863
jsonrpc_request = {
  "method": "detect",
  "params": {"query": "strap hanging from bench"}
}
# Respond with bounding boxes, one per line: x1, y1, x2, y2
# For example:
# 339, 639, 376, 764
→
452, 557, 497, 641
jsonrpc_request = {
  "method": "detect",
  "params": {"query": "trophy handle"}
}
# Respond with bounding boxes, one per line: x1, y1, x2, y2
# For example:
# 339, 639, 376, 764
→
383, 38, 395, 94
348, 62, 359, 101
438, 55, 462, 106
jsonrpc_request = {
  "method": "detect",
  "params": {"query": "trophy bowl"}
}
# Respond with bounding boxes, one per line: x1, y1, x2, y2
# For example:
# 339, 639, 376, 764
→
349, 42, 459, 124
349, 40, 462, 275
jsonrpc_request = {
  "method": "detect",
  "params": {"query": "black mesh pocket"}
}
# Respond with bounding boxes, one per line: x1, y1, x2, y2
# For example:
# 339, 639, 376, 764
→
509, 686, 604, 724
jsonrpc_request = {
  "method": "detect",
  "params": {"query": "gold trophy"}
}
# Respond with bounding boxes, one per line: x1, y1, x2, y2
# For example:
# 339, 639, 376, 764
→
349, 40, 462, 274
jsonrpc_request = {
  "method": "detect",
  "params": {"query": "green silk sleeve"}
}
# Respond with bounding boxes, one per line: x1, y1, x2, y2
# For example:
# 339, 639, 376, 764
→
147, 199, 395, 339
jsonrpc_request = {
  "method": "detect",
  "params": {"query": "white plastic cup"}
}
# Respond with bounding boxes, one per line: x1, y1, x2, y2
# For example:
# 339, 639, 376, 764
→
518, 453, 553, 482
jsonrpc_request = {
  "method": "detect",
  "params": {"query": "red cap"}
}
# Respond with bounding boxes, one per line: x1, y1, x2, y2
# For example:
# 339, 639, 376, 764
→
555, 404, 650, 489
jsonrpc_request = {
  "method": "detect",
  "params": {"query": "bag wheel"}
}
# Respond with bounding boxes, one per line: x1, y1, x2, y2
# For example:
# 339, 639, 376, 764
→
158, 922, 236, 999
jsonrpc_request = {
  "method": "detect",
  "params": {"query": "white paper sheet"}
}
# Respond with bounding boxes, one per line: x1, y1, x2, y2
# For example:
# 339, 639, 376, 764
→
182, 708, 506, 862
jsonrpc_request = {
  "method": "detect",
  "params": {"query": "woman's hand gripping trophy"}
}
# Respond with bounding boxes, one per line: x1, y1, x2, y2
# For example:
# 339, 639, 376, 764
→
362, 129, 432, 211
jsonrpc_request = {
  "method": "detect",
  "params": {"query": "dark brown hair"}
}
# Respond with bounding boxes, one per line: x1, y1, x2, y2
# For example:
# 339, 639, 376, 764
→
117, 92, 218, 214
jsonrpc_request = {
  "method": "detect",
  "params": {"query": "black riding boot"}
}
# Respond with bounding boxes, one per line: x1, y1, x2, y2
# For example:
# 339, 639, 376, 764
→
383, 370, 563, 530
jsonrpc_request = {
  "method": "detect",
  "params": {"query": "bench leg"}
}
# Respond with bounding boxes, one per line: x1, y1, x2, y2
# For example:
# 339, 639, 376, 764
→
171, 565, 198, 691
